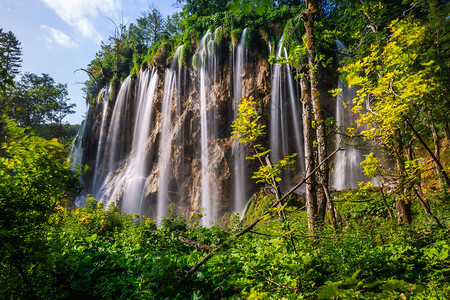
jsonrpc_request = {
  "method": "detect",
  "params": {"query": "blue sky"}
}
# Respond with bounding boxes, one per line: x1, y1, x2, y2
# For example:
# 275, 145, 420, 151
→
0, 0, 180, 124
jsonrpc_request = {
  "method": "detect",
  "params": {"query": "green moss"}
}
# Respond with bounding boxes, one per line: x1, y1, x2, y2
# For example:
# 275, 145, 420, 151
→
192, 52, 200, 71
214, 26, 225, 45
282, 17, 305, 54
129, 54, 141, 77
231, 28, 241, 47
180, 41, 193, 68
242, 193, 275, 225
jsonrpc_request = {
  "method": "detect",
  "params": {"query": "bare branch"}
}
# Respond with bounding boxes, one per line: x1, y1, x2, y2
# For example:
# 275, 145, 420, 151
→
249, 230, 366, 240
401, 1, 427, 17
294, 234, 367, 239
74, 68, 99, 86
178, 236, 214, 252
365, 94, 382, 117
251, 267, 296, 291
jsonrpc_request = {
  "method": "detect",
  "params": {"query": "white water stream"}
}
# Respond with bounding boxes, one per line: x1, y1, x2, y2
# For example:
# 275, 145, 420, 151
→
157, 46, 183, 223
233, 28, 248, 216
332, 40, 366, 190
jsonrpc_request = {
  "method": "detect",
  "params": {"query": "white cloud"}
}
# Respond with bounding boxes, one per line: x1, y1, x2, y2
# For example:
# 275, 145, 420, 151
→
41, 25, 79, 49
39, 0, 120, 42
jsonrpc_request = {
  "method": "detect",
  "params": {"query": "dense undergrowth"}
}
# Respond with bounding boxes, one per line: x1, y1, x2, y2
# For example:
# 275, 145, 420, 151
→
1, 192, 448, 299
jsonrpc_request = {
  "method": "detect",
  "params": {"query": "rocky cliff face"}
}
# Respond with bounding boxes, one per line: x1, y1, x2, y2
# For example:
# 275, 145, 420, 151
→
77, 31, 339, 223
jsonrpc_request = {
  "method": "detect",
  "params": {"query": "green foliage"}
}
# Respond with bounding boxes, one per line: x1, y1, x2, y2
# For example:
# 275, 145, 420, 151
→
0, 29, 22, 78
340, 2, 450, 195
361, 152, 383, 179
344, 19, 436, 145
0, 58, 14, 92
231, 96, 266, 144
230, 28, 242, 46
1, 177, 448, 298
229, 0, 272, 17
252, 153, 297, 184
0, 118, 79, 297
334, 184, 396, 222
177, 0, 231, 17
0, 29, 73, 138
242, 193, 276, 224
2, 72, 75, 129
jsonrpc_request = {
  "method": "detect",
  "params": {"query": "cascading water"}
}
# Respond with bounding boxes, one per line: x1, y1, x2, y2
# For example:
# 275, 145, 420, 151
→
121, 70, 158, 214
77, 25, 317, 223
284, 48, 305, 172
95, 70, 158, 215
233, 28, 248, 215
69, 120, 86, 172
69, 120, 86, 206
176, 53, 187, 205
270, 36, 288, 164
92, 76, 132, 200
270, 37, 305, 188
92, 87, 110, 194
105, 76, 133, 185
157, 46, 183, 223
332, 40, 366, 190
197, 30, 219, 225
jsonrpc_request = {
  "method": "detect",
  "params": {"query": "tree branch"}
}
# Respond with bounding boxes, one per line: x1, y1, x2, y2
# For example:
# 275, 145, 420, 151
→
74, 68, 99, 86
250, 267, 296, 290
401, 0, 427, 17
178, 236, 214, 252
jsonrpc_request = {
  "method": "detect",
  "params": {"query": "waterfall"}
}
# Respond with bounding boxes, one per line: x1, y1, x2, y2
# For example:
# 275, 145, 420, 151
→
270, 37, 305, 189
157, 46, 183, 223
92, 87, 110, 194
69, 120, 86, 172
69, 119, 86, 206
197, 30, 219, 225
332, 40, 366, 190
105, 76, 133, 181
284, 48, 305, 172
233, 28, 248, 215
270, 36, 287, 164
95, 70, 158, 215
92, 76, 132, 200
121, 69, 158, 214
76, 27, 316, 224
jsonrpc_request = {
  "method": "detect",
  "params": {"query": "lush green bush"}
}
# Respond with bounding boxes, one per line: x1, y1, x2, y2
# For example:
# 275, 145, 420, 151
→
1, 181, 448, 299
0, 118, 80, 298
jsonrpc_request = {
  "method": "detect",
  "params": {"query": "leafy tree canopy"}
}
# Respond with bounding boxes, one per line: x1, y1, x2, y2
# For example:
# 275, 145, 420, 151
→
0, 29, 22, 78
2, 72, 75, 129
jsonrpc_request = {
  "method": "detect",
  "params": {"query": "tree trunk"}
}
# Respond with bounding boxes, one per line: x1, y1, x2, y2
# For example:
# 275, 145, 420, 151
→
395, 145, 412, 225
444, 122, 450, 148
396, 195, 412, 225
301, 0, 330, 222
300, 74, 317, 233
265, 155, 297, 253
265, 155, 285, 223
324, 186, 337, 230
13, 261, 37, 297
429, 113, 443, 188
379, 185, 394, 220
